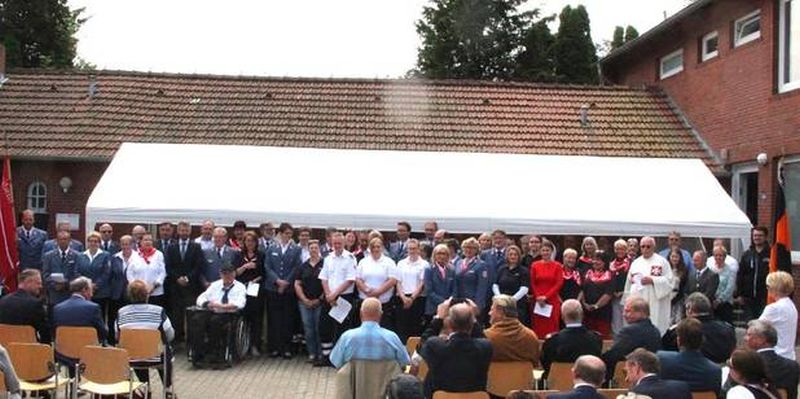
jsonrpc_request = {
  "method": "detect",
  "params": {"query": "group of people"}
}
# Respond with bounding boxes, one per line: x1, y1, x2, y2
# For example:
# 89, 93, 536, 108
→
2, 209, 797, 399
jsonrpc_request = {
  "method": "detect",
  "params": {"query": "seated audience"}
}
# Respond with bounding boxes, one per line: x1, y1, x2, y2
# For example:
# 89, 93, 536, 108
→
727, 349, 781, 399
329, 297, 410, 369
0, 344, 21, 399
601, 297, 661, 380
419, 302, 492, 398
759, 271, 797, 360
116, 279, 175, 395
625, 348, 691, 399
0, 269, 50, 342
421, 298, 484, 341
541, 299, 601, 378
53, 277, 108, 372
657, 318, 721, 394
385, 374, 424, 399
190, 264, 246, 364
484, 295, 539, 364
546, 355, 606, 399
661, 292, 735, 363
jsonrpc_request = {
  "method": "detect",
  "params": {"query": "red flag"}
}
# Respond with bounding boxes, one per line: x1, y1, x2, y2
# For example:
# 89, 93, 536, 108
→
0, 156, 18, 293
767, 160, 792, 304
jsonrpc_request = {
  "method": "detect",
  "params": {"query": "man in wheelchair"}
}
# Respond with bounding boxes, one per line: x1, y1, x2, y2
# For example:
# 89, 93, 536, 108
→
189, 264, 246, 365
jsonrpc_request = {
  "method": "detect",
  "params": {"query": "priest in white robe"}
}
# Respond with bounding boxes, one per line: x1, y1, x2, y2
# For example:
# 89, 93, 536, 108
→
624, 236, 674, 334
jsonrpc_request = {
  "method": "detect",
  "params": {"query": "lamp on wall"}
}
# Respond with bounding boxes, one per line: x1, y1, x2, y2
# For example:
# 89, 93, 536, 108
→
59, 176, 73, 193
756, 152, 768, 166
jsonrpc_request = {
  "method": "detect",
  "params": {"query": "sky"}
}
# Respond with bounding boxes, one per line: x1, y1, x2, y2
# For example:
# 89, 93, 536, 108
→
69, 0, 689, 78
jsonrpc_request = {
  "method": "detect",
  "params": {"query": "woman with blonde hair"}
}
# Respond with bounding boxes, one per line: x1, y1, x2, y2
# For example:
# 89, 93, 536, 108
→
454, 237, 490, 312
759, 271, 797, 360
423, 244, 456, 319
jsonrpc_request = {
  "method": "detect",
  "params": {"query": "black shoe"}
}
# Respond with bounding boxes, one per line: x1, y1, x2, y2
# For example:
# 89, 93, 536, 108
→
282, 351, 293, 359
269, 351, 281, 358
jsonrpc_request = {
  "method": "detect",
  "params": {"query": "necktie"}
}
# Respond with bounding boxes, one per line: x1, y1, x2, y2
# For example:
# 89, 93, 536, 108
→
180, 241, 187, 260
218, 248, 223, 259
26, 230, 31, 240
103, 241, 108, 251
221, 286, 232, 304
61, 251, 67, 263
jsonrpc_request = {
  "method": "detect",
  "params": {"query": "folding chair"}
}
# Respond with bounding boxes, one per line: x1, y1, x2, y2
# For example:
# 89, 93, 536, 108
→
55, 326, 100, 361
77, 345, 145, 399
118, 328, 171, 399
599, 388, 628, 399
546, 362, 573, 391
432, 391, 488, 399
406, 336, 421, 355
487, 361, 534, 397
0, 324, 36, 347
691, 392, 718, 399
508, 391, 559, 399
6, 342, 70, 398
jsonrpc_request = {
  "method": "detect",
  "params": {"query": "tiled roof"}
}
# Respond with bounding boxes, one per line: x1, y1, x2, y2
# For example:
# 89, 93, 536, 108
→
0, 69, 718, 168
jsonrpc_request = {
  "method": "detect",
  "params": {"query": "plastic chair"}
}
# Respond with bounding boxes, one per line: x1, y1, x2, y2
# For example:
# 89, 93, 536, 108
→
406, 336, 421, 355
6, 342, 70, 398
508, 391, 560, 399
487, 361, 534, 397
691, 392, 718, 399
546, 362, 573, 391
0, 324, 36, 347
599, 388, 628, 399
611, 362, 630, 389
77, 345, 145, 398
55, 326, 100, 361
118, 328, 171, 399
432, 391, 489, 399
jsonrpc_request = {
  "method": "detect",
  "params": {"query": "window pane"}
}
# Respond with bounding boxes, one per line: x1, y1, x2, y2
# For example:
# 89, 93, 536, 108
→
789, 0, 800, 83
740, 18, 760, 38
662, 54, 682, 75
706, 36, 719, 54
785, 162, 800, 252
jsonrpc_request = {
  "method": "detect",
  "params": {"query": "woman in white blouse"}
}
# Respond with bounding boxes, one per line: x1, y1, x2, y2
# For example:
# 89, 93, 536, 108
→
356, 237, 398, 327
759, 271, 797, 360
126, 233, 167, 308
395, 239, 428, 343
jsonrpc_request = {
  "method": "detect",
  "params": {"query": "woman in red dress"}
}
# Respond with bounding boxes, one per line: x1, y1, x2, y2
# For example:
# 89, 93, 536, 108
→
530, 239, 564, 337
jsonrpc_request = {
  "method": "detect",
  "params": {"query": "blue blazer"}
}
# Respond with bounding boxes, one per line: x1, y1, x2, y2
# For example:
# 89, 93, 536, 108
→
16, 226, 47, 270
53, 294, 108, 346
264, 242, 302, 293
454, 258, 490, 310
201, 246, 240, 287
109, 255, 128, 301
657, 350, 721, 394
42, 238, 84, 257
480, 247, 506, 284
547, 385, 605, 399
632, 375, 692, 399
42, 248, 82, 305
424, 264, 456, 315
77, 252, 112, 299
100, 240, 120, 254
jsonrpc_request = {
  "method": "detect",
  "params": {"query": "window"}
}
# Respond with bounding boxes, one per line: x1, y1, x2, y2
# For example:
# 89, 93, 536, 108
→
659, 49, 684, 80
784, 160, 800, 262
26, 182, 47, 213
779, 0, 800, 92
701, 31, 719, 61
734, 10, 761, 47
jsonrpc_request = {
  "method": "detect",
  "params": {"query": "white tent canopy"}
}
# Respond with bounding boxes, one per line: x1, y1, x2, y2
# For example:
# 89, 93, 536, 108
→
86, 143, 752, 239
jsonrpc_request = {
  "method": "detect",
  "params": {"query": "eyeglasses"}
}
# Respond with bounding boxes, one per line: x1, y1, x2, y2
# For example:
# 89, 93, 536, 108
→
640, 245, 653, 248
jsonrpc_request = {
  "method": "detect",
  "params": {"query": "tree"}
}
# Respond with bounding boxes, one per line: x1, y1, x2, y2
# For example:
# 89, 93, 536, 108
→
513, 16, 556, 82
414, 0, 534, 80
552, 5, 597, 84
611, 26, 625, 50
624, 25, 639, 42
0, 0, 86, 68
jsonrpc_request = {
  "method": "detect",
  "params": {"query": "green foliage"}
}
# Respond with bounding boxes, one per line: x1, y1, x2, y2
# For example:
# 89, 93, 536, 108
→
513, 16, 556, 82
552, 5, 597, 84
0, 0, 86, 68
611, 26, 625, 50
624, 25, 639, 42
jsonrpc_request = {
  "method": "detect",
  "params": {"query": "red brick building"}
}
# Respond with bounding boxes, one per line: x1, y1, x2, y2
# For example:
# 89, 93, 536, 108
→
601, 0, 800, 260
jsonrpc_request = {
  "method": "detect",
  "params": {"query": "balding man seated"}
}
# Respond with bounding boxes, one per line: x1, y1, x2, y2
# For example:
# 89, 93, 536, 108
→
546, 355, 606, 399
484, 295, 539, 365
330, 297, 410, 369
541, 299, 602, 378
661, 292, 735, 363
601, 297, 661, 381
420, 301, 492, 398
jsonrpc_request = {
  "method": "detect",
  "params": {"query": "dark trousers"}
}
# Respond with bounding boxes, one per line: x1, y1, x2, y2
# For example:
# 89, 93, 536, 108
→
149, 294, 166, 309
742, 297, 767, 320
167, 282, 196, 342
189, 310, 234, 362
266, 291, 296, 353
395, 295, 425, 343
380, 299, 397, 330
108, 298, 126, 345
243, 292, 265, 350
320, 293, 356, 356
132, 346, 174, 388
715, 302, 735, 324
92, 297, 112, 343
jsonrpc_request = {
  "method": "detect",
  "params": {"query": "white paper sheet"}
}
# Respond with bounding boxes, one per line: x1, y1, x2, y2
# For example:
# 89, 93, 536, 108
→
246, 282, 260, 297
533, 302, 553, 317
328, 296, 352, 324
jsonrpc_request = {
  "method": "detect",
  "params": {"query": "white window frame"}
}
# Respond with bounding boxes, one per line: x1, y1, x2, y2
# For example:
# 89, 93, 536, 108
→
734, 10, 762, 47
26, 181, 47, 213
659, 49, 684, 80
783, 156, 800, 264
778, 0, 800, 93
701, 31, 720, 61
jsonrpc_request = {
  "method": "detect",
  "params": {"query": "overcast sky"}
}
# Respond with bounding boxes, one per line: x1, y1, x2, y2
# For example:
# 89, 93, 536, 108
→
70, 0, 689, 78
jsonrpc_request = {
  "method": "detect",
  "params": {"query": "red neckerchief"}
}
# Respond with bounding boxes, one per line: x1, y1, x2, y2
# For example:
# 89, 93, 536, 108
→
609, 257, 630, 274
229, 239, 241, 250
563, 267, 582, 285
139, 247, 156, 264
579, 256, 592, 265
585, 269, 612, 283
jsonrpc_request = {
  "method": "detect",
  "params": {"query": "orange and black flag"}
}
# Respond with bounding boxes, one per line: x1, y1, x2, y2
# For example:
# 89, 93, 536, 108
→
769, 159, 792, 276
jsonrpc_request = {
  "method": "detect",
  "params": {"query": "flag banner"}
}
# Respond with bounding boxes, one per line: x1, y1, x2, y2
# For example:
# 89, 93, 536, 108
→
0, 156, 18, 293
769, 159, 792, 275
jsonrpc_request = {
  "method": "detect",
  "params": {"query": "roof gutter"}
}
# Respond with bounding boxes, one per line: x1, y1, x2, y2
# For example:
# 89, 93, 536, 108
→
660, 90, 728, 176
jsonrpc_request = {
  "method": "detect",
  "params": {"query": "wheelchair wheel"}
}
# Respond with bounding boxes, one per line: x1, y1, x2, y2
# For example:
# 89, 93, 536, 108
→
234, 318, 251, 360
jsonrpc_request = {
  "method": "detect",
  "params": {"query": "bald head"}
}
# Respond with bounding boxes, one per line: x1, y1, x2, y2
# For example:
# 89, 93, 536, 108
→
21, 209, 35, 228
448, 303, 475, 333
561, 299, 584, 324
360, 297, 383, 322
640, 236, 656, 257
573, 355, 606, 387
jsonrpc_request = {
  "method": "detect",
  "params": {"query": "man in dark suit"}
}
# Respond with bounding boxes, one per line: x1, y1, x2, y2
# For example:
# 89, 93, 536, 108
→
419, 302, 492, 398
388, 221, 411, 262
541, 299, 602, 378
0, 269, 50, 342
626, 348, 691, 399
166, 221, 205, 343
97, 223, 120, 254
53, 276, 108, 369
657, 318, 721, 394
42, 230, 83, 306
661, 292, 735, 363
16, 209, 48, 271
546, 355, 606, 399
692, 251, 719, 301
201, 227, 240, 289
480, 229, 507, 286
156, 221, 175, 253
601, 297, 661, 381
41, 222, 84, 258
264, 222, 302, 358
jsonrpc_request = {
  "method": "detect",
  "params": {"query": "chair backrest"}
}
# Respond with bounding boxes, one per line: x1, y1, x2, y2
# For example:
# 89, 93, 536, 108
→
547, 362, 573, 391
691, 392, 717, 399
406, 336, 421, 355
117, 329, 162, 360
611, 362, 630, 389
79, 345, 131, 385
335, 359, 402, 399
487, 361, 534, 397
0, 324, 36, 347
602, 340, 614, 353
507, 391, 560, 399
6, 343, 54, 381
599, 388, 628, 399
432, 391, 489, 399
55, 326, 99, 359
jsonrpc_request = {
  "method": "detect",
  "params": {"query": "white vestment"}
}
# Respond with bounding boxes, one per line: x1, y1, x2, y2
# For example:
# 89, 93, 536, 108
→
624, 253, 674, 335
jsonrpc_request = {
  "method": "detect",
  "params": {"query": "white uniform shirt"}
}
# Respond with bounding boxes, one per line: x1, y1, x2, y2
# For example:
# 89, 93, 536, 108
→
357, 255, 398, 303
320, 250, 357, 295
194, 236, 214, 252
126, 249, 167, 296
759, 297, 798, 360
396, 257, 428, 295
707, 255, 739, 274
196, 279, 247, 310
625, 253, 674, 335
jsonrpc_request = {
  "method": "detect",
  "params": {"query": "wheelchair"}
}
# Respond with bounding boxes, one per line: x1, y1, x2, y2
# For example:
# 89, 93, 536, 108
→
186, 306, 250, 368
